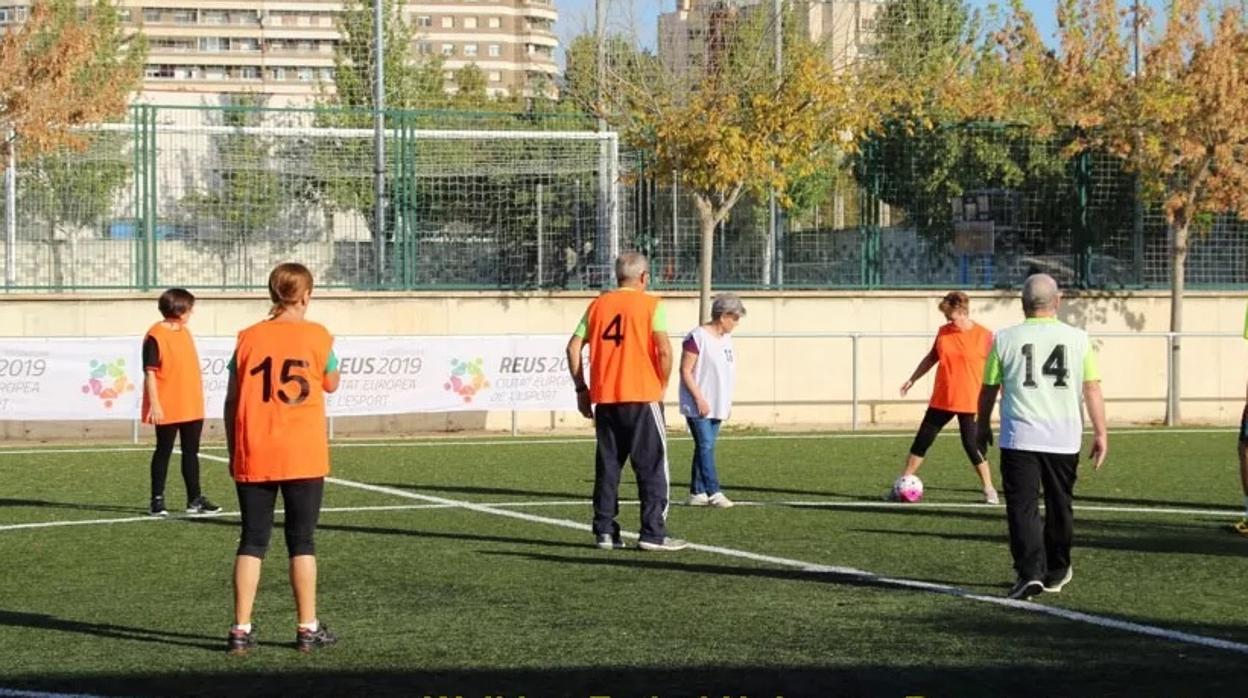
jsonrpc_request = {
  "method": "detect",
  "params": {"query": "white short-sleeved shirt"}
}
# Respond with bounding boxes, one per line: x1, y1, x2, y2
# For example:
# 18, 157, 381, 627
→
678, 325, 736, 420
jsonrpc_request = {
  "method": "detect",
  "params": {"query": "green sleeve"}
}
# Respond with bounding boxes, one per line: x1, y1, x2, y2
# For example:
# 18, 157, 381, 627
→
982, 344, 1002, 386
573, 311, 589, 339
652, 302, 668, 333
326, 349, 339, 374
1083, 345, 1100, 382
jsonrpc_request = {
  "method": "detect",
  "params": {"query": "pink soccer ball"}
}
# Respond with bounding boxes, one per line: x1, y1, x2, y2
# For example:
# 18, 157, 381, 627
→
893, 475, 924, 503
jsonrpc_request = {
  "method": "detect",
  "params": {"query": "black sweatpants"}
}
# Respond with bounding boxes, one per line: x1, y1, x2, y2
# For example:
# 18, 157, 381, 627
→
908, 407, 985, 465
1000, 448, 1079, 581
592, 402, 669, 544
150, 420, 204, 502
235, 478, 325, 559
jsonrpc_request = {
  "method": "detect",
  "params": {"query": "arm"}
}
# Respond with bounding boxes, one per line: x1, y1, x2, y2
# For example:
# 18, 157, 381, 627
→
1083, 380, 1108, 470
323, 348, 341, 393
976, 384, 1000, 455
143, 370, 164, 425
679, 348, 710, 417
566, 334, 592, 419
900, 348, 939, 396
223, 357, 239, 476
653, 330, 673, 390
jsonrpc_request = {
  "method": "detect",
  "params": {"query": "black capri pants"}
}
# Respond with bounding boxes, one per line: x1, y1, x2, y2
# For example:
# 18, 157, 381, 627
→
235, 478, 325, 559
909, 407, 986, 465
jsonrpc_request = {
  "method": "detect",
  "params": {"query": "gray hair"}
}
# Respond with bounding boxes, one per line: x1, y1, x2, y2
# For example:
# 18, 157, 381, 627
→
615, 251, 648, 283
1022, 273, 1060, 314
711, 293, 746, 320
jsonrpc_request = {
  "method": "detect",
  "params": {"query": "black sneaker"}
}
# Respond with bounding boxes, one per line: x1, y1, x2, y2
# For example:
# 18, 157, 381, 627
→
1042, 566, 1073, 593
227, 628, 257, 656
594, 534, 626, 550
1006, 578, 1044, 601
149, 496, 168, 518
186, 495, 222, 515
296, 624, 337, 653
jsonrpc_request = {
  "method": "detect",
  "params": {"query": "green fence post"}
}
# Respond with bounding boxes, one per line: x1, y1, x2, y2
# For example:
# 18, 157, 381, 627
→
1072, 149, 1093, 287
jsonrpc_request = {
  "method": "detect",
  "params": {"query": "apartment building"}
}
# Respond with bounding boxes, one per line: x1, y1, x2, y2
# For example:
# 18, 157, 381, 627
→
658, 0, 883, 76
0, 1, 560, 105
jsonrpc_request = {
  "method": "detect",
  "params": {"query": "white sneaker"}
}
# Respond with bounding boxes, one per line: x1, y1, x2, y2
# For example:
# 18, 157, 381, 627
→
983, 488, 1000, 505
686, 493, 710, 506
708, 492, 734, 509
637, 537, 689, 552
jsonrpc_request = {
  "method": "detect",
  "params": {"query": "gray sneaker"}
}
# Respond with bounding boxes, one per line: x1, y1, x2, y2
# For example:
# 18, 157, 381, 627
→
1006, 578, 1044, 600
637, 537, 689, 552
594, 534, 625, 550
1042, 566, 1073, 593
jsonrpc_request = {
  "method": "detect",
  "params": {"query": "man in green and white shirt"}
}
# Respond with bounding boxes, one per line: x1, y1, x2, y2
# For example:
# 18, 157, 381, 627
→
977, 274, 1108, 601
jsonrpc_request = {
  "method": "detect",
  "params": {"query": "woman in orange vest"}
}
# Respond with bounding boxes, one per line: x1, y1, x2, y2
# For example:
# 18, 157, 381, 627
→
223, 263, 340, 655
894, 291, 999, 504
142, 288, 219, 517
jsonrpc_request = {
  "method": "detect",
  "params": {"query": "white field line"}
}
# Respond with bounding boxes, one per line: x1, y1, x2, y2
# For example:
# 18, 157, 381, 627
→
0, 689, 108, 698
0, 425, 1236, 458
2, 497, 1240, 534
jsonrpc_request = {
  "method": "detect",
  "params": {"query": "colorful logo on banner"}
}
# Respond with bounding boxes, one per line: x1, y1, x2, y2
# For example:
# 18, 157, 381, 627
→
444, 357, 489, 404
81, 358, 136, 409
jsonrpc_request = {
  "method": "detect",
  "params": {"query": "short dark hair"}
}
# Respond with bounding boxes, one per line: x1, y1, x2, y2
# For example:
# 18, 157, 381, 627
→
157, 288, 195, 319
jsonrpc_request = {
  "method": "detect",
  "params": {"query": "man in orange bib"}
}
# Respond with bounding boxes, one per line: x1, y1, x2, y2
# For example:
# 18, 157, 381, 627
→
566, 252, 686, 551
142, 288, 219, 516
223, 263, 340, 655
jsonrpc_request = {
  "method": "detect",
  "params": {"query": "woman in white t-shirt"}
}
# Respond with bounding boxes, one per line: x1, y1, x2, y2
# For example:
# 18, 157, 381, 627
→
679, 293, 745, 508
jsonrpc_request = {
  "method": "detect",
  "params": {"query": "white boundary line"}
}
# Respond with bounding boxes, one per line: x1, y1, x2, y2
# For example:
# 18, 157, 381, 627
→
2, 498, 1241, 534
0, 425, 1238, 457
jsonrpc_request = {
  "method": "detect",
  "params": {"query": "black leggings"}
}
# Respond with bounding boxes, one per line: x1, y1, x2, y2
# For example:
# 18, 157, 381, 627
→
909, 407, 985, 465
235, 478, 325, 559
150, 420, 203, 501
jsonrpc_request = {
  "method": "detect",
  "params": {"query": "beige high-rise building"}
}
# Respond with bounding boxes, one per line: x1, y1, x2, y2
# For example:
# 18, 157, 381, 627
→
0, 1, 560, 105
658, 0, 882, 76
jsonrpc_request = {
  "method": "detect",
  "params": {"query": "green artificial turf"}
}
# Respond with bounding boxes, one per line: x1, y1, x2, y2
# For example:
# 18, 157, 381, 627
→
1, 429, 1246, 697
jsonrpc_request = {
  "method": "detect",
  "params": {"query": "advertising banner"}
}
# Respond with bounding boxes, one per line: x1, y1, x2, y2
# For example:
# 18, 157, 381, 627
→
0, 335, 578, 421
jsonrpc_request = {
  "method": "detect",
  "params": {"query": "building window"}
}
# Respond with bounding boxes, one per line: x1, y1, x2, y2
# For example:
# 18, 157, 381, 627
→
199, 37, 223, 52
416, 15, 431, 27
464, 16, 478, 29
239, 66, 261, 80
417, 41, 433, 55
142, 9, 161, 22
488, 44, 501, 57
441, 43, 455, 56
441, 16, 453, 28
273, 67, 287, 81
463, 44, 478, 57
489, 71, 502, 83
488, 17, 501, 29
173, 9, 196, 24
298, 67, 314, 81
201, 10, 227, 25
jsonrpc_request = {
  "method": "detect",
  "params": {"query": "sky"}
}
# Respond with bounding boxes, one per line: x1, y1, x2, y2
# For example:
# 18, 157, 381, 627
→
553, 1, 1170, 66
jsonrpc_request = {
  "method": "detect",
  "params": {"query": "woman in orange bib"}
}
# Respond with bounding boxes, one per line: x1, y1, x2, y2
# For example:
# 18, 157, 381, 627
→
142, 288, 219, 517
223, 263, 340, 655
893, 291, 999, 504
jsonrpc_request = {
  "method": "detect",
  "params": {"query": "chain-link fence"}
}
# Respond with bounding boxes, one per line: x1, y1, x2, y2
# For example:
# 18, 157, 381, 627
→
0, 105, 617, 291
5, 111, 1248, 292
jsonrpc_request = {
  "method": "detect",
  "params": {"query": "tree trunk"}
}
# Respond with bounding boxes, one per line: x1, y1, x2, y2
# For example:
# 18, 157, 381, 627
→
1168, 220, 1189, 425
695, 196, 717, 324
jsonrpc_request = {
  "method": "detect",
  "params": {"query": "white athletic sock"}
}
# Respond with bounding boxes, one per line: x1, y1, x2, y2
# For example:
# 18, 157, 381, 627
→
232, 623, 252, 634
298, 620, 319, 633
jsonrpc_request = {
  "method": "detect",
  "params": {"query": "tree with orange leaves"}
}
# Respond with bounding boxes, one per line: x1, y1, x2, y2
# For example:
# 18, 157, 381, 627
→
984, 0, 1248, 422
0, 0, 145, 169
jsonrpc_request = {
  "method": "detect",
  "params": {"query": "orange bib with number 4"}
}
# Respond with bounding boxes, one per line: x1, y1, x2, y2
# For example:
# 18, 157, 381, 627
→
231, 319, 333, 483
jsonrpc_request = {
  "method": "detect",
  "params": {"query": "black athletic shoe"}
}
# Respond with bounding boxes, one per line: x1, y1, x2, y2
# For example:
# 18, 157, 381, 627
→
1006, 578, 1044, 601
296, 624, 337, 653
186, 495, 222, 515
1042, 566, 1073, 593
149, 496, 168, 518
227, 628, 257, 656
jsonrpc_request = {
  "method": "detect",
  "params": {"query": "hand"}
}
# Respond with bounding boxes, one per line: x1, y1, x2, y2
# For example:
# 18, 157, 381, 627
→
149, 404, 164, 425
696, 397, 711, 417
900, 380, 913, 397
1089, 433, 1108, 470
975, 423, 993, 456
576, 390, 593, 419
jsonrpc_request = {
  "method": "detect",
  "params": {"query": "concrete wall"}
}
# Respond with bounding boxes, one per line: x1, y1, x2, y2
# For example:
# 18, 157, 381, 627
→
0, 289, 1244, 441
